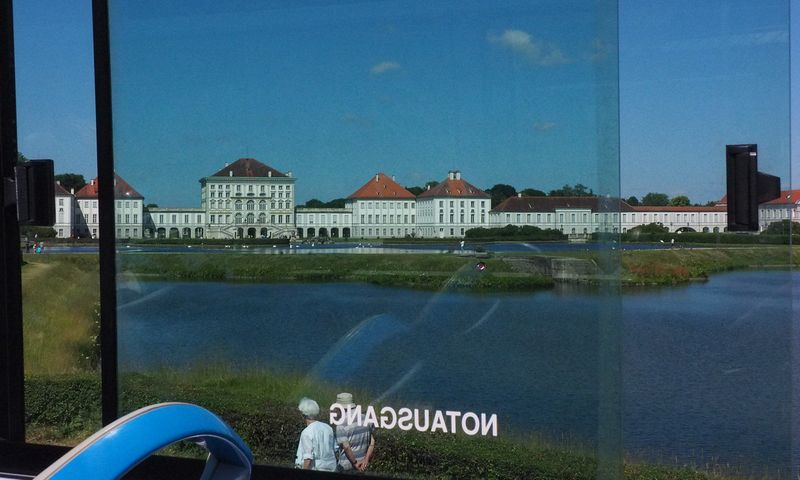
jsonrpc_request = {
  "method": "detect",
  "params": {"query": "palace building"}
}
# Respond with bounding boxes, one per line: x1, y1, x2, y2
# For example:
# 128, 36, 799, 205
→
48, 158, 795, 240
68, 174, 144, 239
757, 190, 800, 231
53, 181, 74, 239
490, 195, 729, 235
415, 171, 491, 238
345, 173, 417, 239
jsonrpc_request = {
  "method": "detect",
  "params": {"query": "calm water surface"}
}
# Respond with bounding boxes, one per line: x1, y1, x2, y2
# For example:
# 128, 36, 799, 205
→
117, 270, 797, 475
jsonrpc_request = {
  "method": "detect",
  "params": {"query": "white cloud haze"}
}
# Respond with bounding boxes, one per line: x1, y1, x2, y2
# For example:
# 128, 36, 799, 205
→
370, 61, 402, 75
487, 29, 568, 66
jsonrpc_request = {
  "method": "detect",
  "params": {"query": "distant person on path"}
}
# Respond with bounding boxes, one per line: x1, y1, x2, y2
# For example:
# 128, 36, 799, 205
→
335, 392, 375, 473
295, 397, 337, 471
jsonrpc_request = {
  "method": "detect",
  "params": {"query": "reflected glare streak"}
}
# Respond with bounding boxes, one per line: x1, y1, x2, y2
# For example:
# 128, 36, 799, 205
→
461, 299, 501, 335
373, 361, 424, 404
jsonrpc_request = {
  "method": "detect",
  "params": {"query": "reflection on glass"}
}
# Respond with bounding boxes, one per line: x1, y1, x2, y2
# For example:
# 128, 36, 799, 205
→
100, 0, 795, 478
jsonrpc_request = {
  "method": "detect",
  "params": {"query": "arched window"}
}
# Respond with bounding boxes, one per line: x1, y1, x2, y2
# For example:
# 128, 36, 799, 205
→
235, 200, 242, 210
226, 200, 231, 209
259, 200, 266, 210
234, 213, 242, 224
258, 213, 266, 224
246, 213, 254, 224
271, 201, 276, 208
210, 200, 216, 209
247, 200, 255, 211
278, 201, 283, 209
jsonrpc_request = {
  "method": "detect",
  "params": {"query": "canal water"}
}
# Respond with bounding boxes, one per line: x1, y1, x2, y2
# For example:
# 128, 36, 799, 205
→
117, 270, 797, 475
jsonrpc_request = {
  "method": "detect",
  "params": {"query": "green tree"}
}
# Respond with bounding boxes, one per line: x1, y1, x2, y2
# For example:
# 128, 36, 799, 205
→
762, 220, 800, 235
406, 180, 439, 196
304, 199, 325, 208
324, 198, 347, 208
54, 173, 87, 192
486, 184, 517, 207
669, 195, 691, 206
626, 196, 640, 206
520, 188, 546, 197
17, 151, 28, 164
549, 184, 574, 196
629, 222, 669, 234
641, 192, 669, 206
145, 203, 159, 209
573, 183, 593, 196
549, 183, 595, 197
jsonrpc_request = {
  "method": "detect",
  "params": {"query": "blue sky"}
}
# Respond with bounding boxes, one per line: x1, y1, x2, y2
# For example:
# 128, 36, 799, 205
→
12, 0, 797, 207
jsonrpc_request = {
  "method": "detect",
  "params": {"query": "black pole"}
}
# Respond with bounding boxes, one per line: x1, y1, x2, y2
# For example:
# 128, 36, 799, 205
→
92, 0, 119, 426
0, 0, 26, 442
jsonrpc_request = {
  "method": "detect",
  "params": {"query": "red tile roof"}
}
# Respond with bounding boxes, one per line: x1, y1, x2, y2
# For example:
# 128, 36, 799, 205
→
75, 174, 143, 199
54, 182, 71, 196
762, 189, 800, 205
714, 190, 799, 206
210, 158, 287, 178
492, 196, 635, 213
347, 173, 415, 200
417, 175, 489, 199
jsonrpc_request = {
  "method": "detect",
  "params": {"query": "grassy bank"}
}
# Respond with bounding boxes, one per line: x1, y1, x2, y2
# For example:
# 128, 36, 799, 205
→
615, 232, 800, 245
21, 254, 100, 374
119, 252, 554, 292
618, 246, 797, 285
25, 369, 732, 480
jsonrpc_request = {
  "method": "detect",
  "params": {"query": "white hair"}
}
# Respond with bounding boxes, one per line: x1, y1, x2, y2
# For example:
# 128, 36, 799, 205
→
298, 397, 320, 419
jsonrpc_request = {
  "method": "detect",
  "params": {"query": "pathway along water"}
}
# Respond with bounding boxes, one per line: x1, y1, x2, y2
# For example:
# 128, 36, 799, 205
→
117, 270, 797, 476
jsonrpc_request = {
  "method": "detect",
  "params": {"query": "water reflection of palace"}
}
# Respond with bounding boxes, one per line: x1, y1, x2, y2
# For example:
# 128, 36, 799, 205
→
53, 157, 798, 240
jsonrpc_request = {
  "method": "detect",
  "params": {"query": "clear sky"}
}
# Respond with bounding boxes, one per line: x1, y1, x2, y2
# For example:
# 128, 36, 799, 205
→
12, 0, 797, 207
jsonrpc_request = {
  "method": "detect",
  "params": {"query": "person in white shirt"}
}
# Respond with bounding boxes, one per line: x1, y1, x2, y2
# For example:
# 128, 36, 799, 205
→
294, 397, 337, 471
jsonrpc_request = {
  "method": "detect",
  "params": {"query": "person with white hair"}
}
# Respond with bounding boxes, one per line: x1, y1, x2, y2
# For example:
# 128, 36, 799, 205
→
294, 397, 337, 471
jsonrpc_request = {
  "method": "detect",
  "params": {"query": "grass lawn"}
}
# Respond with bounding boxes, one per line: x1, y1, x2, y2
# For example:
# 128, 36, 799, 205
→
21, 254, 100, 374
25, 368, 736, 480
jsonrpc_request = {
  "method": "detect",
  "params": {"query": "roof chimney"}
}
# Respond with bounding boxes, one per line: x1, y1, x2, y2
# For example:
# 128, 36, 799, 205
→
229, 170, 233, 177
455, 171, 461, 180
70, 188, 75, 195
517, 193, 522, 198
427, 184, 431, 190
375, 174, 380, 182
287, 171, 292, 177
56, 180, 61, 185
392, 175, 396, 181
268, 171, 272, 177
91, 179, 95, 186
224, 162, 229, 167
448, 171, 456, 180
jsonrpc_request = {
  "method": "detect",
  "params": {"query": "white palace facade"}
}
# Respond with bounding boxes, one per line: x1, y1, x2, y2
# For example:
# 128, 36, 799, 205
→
50, 157, 799, 240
